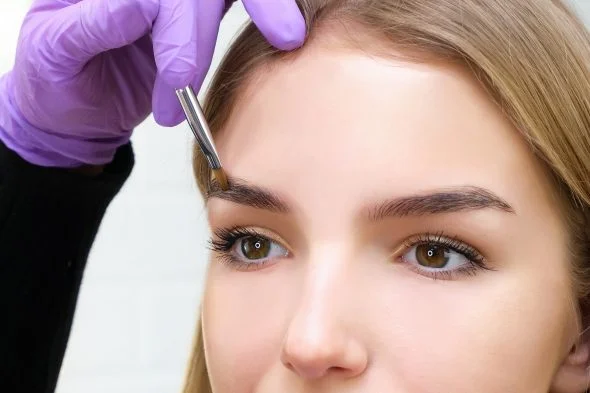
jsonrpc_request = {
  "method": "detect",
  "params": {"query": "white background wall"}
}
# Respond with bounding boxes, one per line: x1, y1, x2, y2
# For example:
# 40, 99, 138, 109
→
1, 1, 590, 393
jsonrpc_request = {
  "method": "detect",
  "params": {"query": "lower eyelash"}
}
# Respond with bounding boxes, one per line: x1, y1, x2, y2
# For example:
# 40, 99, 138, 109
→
404, 261, 482, 281
215, 252, 273, 271
208, 227, 279, 271
399, 231, 492, 280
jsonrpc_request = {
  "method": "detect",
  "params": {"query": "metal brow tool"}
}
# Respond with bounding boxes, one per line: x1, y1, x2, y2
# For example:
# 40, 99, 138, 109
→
176, 86, 229, 191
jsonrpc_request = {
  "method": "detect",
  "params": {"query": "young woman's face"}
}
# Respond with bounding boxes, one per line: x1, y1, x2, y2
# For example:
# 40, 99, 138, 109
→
202, 44, 581, 392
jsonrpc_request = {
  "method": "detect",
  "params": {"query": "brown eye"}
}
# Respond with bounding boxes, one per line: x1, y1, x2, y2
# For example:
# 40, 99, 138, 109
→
240, 236, 272, 260
415, 243, 450, 268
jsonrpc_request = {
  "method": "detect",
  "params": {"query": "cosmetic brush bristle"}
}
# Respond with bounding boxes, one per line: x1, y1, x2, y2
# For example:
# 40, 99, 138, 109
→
212, 168, 229, 191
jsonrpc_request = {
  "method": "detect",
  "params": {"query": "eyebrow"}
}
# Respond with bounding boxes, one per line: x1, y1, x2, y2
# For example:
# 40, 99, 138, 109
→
207, 177, 514, 218
367, 186, 515, 220
207, 176, 290, 213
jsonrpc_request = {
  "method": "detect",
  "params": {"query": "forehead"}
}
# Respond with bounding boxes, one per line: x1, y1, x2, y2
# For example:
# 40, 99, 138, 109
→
213, 45, 554, 222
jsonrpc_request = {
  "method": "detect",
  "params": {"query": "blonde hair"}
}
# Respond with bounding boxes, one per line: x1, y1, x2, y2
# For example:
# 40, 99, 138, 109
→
185, 1, 590, 391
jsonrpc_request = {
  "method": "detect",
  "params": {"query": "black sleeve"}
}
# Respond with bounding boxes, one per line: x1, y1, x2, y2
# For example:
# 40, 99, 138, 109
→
0, 140, 134, 393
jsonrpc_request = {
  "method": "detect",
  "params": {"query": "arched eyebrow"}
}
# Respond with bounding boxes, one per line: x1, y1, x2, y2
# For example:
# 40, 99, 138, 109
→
366, 186, 515, 220
207, 177, 514, 218
207, 176, 289, 213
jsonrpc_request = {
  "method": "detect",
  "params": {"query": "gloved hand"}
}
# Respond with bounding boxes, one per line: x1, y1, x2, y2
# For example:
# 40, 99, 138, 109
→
0, 0, 305, 167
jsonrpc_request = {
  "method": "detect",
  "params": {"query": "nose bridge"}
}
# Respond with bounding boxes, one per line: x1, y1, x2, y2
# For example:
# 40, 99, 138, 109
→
280, 242, 368, 380
289, 245, 345, 343
294, 241, 353, 325
303, 242, 347, 301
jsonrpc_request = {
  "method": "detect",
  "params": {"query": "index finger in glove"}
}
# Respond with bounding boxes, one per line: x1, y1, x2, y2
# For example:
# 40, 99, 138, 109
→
242, 0, 306, 51
152, 0, 226, 126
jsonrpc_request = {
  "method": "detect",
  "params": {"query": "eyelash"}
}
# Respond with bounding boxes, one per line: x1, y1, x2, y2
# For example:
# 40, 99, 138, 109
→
398, 232, 491, 280
208, 227, 491, 279
208, 227, 282, 271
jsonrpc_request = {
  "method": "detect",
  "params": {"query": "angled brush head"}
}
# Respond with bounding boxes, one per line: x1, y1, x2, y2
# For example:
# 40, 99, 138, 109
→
212, 168, 229, 191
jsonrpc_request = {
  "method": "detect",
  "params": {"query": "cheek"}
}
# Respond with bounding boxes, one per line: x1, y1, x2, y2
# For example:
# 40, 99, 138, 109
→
202, 261, 295, 392
371, 269, 572, 392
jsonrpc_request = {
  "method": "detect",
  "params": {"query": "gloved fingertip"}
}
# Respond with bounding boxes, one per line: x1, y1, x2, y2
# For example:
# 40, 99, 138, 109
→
271, 13, 307, 51
245, 0, 307, 51
153, 106, 185, 127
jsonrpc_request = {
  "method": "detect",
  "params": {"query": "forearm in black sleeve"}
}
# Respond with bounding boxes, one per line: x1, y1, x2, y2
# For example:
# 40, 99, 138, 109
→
0, 140, 134, 393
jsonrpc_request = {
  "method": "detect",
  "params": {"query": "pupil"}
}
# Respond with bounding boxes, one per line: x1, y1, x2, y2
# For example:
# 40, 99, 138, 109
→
241, 236, 271, 260
416, 244, 449, 268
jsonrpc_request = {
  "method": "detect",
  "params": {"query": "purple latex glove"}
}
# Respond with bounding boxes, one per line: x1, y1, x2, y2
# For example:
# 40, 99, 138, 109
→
0, 0, 305, 167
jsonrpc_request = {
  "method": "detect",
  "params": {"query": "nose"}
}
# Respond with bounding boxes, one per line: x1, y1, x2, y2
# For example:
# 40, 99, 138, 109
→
280, 253, 369, 380
281, 330, 368, 380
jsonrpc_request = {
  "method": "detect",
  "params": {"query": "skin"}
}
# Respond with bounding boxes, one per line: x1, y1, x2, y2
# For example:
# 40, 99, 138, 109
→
201, 39, 589, 392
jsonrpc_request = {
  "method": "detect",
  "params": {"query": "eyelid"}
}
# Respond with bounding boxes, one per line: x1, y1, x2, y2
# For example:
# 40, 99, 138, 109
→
391, 232, 487, 263
230, 226, 292, 255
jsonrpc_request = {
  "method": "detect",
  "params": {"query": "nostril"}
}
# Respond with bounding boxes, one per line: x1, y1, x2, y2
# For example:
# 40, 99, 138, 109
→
285, 362, 328, 380
331, 366, 347, 373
